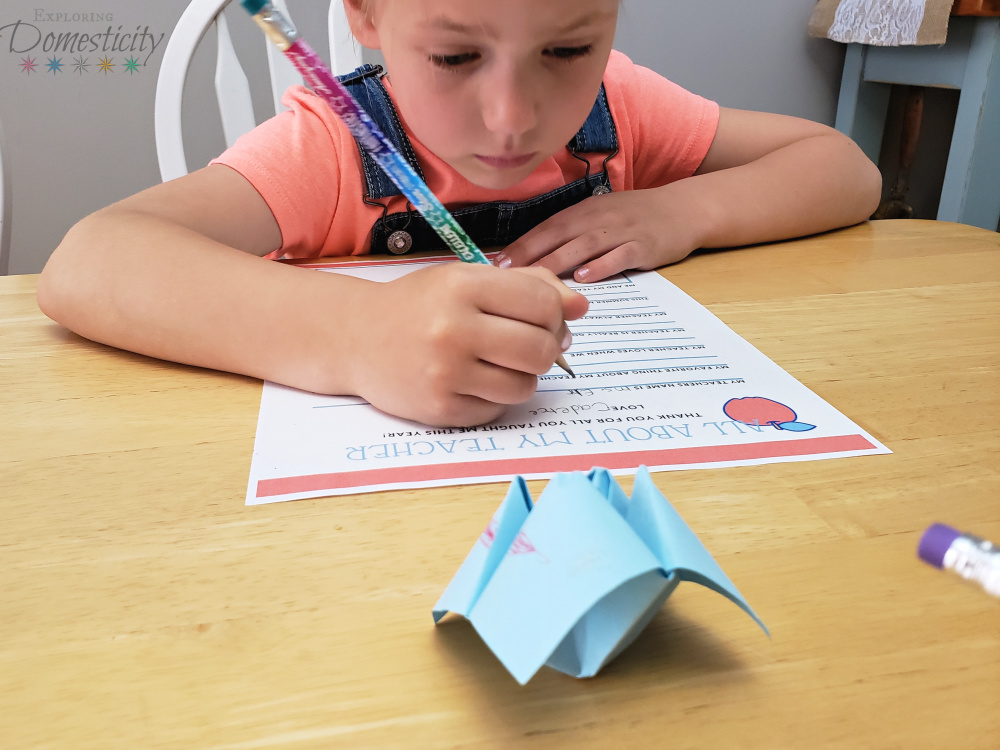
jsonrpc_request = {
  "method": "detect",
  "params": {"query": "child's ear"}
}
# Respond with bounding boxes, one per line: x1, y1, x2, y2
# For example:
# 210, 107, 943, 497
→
342, 0, 381, 49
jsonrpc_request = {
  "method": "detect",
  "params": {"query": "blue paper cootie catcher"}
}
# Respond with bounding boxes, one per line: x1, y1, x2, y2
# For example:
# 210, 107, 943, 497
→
433, 467, 769, 685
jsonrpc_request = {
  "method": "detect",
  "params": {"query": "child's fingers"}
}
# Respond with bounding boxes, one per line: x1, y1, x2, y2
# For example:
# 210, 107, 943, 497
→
461, 358, 543, 404
500, 193, 645, 268
411, 391, 508, 428
414, 347, 548, 425
427, 354, 560, 425
503, 200, 650, 278
573, 241, 650, 283
471, 312, 569, 375
506, 266, 589, 320
499, 200, 597, 267
518, 226, 632, 278
474, 266, 585, 338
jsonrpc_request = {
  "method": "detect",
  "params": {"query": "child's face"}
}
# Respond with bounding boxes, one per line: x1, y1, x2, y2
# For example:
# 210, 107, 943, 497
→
359, 0, 619, 190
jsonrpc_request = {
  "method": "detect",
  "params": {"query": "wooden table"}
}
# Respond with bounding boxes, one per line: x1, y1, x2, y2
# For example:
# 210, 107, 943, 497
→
2, 220, 998, 748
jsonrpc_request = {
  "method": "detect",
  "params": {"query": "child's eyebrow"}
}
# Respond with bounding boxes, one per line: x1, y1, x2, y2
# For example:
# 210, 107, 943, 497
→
555, 11, 618, 34
422, 16, 482, 34
422, 11, 615, 37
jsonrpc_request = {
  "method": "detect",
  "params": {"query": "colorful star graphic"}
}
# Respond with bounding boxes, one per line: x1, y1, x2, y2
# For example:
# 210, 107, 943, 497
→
98, 56, 114, 74
19, 56, 38, 75
123, 56, 140, 75
72, 56, 90, 75
46, 56, 64, 75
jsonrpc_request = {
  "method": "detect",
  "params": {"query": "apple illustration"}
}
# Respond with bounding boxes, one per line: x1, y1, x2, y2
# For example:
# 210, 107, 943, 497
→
723, 397, 815, 431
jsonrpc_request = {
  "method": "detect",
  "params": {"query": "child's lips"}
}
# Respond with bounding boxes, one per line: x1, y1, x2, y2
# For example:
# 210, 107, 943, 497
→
475, 153, 536, 169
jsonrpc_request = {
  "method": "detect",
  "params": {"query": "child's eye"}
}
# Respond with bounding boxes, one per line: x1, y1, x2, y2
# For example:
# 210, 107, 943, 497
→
544, 45, 593, 61
428, 52, 481, 69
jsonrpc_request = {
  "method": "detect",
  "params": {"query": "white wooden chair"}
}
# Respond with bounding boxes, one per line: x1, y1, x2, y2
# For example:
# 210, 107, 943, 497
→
155, 0, 362, 182
0, 113, 11, 276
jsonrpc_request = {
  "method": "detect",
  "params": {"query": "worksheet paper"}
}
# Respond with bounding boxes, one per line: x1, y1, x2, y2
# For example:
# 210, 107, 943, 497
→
246, 256, 890, 504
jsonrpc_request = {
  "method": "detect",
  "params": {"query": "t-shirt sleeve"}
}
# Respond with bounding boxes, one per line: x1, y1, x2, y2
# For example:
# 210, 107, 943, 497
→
605, 51, 720, 190
210, 86, 355, 256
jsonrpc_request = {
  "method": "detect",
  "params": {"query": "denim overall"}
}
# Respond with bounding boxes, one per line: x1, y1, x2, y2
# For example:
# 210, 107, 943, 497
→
337, 64, 620, 255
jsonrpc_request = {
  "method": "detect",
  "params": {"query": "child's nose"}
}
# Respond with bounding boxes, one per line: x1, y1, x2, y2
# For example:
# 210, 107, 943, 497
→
480, 66, 538, 139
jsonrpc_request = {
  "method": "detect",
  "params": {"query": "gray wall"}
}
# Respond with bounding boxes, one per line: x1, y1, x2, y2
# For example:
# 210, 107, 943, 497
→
1, 1, 177, 275
0, 0, 338, 274
616, 1, 846, 122
0, 1, 858, 275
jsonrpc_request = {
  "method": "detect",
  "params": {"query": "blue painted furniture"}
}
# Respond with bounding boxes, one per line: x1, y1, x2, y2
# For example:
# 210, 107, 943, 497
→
835, 16, 1000, 230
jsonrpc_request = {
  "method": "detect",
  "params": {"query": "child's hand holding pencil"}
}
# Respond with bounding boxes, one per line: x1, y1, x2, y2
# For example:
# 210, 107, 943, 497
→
347, 263, 588, 427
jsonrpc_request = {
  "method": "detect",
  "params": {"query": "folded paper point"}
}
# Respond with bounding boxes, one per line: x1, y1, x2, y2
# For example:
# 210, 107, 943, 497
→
433, 467, 768, 684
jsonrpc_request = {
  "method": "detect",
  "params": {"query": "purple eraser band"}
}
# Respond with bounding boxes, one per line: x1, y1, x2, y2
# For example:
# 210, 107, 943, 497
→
918, 523, 961, 568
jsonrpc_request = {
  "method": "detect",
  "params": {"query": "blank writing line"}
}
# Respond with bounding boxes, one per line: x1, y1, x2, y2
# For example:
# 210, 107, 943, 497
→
569, 356, 721, 368
571, 337, 697, 347
585, 305, 659, 312
537, 378, 743, 392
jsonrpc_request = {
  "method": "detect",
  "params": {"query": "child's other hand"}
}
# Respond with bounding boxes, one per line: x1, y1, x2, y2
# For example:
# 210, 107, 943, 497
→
351, 264, 588, 427
496, 108, 884, 283
495, 188, 704, 283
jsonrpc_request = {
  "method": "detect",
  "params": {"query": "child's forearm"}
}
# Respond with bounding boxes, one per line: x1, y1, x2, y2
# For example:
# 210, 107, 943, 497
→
38, 206, 371, 395
497, 117, 882, 284
678, 131, 882, 250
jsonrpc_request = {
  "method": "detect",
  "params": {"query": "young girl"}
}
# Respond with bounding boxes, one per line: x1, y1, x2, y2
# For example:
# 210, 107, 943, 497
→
37, 0, 881, 427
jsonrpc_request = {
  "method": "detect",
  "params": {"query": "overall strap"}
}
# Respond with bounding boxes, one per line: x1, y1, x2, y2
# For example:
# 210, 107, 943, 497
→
336, 64, 425, 200
567, 84, 618, 154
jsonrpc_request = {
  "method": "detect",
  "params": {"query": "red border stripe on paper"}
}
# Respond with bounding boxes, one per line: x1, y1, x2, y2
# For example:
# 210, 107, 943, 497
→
256, 434, 875, 498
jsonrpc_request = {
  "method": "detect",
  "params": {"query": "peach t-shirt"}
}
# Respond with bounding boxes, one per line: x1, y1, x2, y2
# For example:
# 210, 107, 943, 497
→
212, 50, 720, 259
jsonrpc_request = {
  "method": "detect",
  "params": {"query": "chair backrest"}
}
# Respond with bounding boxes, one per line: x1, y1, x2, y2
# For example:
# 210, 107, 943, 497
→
0, 113, 11, 276
155, 0, 362, 182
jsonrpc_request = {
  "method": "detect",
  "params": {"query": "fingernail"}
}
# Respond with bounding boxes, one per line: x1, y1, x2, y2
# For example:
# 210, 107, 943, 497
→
561, 329, 572, 352
575, 266, 589, 282
495, 253, 511, 269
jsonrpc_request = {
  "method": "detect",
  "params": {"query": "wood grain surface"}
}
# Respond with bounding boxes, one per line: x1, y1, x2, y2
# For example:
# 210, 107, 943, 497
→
1, 220, 998, 749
